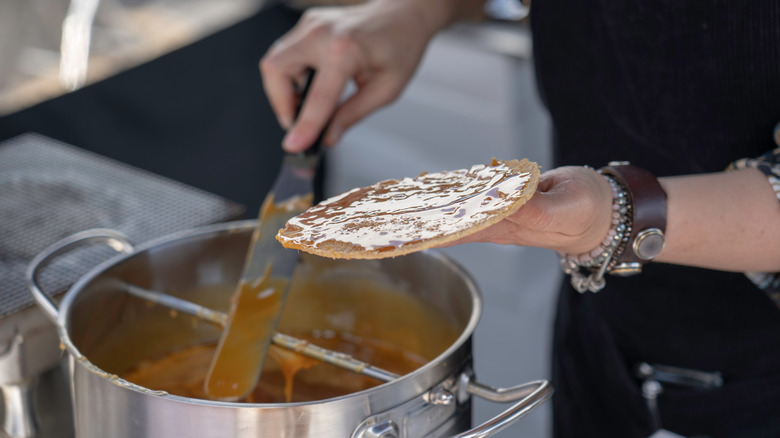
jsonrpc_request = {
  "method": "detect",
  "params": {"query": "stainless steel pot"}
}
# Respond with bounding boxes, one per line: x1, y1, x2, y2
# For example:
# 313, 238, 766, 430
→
27, 221, 551, 438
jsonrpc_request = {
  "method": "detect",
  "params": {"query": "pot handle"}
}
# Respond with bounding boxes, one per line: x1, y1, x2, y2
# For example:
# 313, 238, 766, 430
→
26, 229, 135, 325
451, 377, 553, 438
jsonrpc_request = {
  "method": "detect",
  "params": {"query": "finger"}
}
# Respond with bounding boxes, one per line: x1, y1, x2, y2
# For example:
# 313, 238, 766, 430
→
260, 20, 326, 129
259, 52, 298, 130
439, 219, 524, 247
283, 66, 352, 152
325, 74, 405, 145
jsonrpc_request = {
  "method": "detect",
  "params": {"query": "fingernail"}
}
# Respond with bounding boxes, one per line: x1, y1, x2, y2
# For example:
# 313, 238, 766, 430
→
278, 115, 292, 130
283, 132, 305, 152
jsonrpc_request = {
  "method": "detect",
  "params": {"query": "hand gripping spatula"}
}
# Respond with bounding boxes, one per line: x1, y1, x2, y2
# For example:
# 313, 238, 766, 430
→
204, 70, 324, 401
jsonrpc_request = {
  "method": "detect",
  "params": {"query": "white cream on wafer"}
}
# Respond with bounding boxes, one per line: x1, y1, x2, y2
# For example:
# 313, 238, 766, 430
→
277, 158, 540, 259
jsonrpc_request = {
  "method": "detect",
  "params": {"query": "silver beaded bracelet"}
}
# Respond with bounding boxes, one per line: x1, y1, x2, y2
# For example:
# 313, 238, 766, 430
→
559, 172, 633, 293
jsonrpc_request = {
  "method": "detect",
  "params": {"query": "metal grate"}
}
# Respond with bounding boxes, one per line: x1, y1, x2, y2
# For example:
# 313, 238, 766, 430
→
0, 133, 245, 318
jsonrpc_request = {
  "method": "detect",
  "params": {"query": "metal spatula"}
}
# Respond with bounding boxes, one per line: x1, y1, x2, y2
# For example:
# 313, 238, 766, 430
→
204, 69, 324, 401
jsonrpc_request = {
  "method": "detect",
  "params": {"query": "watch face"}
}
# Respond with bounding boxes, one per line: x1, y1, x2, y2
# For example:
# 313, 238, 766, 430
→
634, 228, 665, 260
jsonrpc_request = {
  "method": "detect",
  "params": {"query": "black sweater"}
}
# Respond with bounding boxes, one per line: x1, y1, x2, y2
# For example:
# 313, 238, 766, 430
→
531, 2, 780, 437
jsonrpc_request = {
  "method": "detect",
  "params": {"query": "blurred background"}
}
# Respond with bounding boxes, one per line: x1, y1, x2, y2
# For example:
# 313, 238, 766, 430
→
0, 0, 559, 436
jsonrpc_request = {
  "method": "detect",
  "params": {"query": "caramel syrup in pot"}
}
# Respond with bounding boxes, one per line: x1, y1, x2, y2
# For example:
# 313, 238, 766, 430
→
121, 331, 427, 403
114, 273, 459, 403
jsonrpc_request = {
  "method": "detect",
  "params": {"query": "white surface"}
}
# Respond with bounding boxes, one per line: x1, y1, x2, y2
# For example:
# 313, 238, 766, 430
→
324, 25, 560, 438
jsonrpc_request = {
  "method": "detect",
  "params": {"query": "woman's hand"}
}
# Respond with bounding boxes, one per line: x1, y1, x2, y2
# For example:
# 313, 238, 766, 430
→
451, 166, 615, 255
260, 0, 446, 153
456, 165, 780, 273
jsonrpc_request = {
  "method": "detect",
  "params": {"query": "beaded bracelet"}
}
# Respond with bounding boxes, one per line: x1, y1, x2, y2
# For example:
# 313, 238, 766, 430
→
559, 171, 632, 293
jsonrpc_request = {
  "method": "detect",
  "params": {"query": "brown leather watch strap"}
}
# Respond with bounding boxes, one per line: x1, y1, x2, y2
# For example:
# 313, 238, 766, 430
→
600, 163, 667, 274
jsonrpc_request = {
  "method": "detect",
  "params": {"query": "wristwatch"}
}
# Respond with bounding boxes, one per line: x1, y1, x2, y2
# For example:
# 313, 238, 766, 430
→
600, 162, 667, 276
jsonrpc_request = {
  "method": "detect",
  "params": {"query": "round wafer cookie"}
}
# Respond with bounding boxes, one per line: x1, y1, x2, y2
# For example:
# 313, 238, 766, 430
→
276, 158, 540, 259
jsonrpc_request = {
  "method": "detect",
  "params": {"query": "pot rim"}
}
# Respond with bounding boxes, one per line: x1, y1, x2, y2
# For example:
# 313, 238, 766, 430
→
55, 220, 483, 408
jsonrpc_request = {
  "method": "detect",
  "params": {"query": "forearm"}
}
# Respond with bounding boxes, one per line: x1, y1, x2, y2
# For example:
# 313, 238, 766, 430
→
657, 168, 780, 272
393, 0, 488, 36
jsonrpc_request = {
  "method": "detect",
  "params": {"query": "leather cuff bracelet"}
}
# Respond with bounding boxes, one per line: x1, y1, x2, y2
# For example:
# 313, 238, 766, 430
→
600, 162, 667, 276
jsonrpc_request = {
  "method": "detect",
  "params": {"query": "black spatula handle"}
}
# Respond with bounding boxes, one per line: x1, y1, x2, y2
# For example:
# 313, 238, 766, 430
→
292, 67, 325, 158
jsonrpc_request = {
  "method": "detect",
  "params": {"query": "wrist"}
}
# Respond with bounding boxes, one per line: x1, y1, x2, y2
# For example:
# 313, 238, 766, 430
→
601, 163, 667, 275
559, 163, 667, 293
560, 171, 632, 292
566, 168, 615, 255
